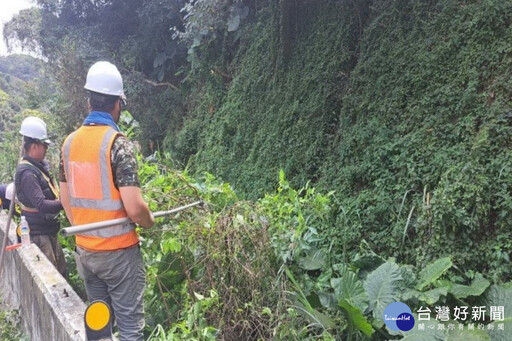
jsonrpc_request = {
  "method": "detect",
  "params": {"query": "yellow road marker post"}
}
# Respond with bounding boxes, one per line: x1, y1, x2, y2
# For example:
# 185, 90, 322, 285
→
84, 300, 112, 340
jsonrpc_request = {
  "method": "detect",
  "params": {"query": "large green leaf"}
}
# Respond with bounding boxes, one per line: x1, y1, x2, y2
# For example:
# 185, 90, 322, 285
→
447, 327, 490, 340
318, 292, 337, 310
485, 317, 512, 341
339, 299, 373, 337
331, 270, 368, 312
482, 283, 512, 318
153, 52, 166, 68
293, 299, 336, 330
450, 273, 490, 299
363, 261, 402, 320
416, 257, 453, 291
299, 249, 326, 270
227, 14, 241, 32
481, 282, 512, 340
285, 267, 335, 330
400, 264, 418, 289
351, 254, 385, 272
401, 287, 448, 305
401, 289, 419, 302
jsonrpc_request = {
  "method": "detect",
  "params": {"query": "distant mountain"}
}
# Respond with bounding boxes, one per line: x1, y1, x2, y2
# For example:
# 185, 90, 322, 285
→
0, 54, 43, 81
0, 55, 43, 134
0, 54, 56, 137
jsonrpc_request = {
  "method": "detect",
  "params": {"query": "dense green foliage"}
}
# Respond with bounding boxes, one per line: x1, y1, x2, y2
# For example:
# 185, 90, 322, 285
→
128, 158, 512, 340
2, 0, 512, 339
171, 0, 512, 284
0, 304, 27, 341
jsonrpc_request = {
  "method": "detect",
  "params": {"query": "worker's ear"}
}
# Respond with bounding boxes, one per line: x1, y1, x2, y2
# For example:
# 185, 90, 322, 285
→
111, 99, 121, 122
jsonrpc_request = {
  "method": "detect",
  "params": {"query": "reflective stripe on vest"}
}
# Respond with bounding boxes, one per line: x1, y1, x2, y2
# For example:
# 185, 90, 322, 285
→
17, 159, 60, 212
62, 125, 139, 251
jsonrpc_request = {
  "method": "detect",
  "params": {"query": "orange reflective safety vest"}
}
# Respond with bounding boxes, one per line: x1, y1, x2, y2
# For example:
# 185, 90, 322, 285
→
62, 125, 139, 251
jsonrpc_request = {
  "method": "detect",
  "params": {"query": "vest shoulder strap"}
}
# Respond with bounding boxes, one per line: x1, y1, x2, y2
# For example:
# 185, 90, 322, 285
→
18, 160, 60, 199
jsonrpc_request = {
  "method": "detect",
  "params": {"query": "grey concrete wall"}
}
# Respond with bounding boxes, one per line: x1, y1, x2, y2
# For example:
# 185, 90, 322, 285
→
0, 213, 86, 341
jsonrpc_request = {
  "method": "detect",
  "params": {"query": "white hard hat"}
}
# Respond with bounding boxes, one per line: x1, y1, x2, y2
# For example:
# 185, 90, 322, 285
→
20, 116, 51, 144
84, 61, 126, 100
5, 183, 14, 201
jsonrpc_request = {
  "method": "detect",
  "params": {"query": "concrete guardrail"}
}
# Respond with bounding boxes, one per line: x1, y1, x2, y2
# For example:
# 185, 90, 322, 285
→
0, 213, 86, 340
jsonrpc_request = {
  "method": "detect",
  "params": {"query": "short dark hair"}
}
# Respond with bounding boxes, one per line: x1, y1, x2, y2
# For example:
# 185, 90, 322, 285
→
23, 136, 39, 151
88, 91, 119, 111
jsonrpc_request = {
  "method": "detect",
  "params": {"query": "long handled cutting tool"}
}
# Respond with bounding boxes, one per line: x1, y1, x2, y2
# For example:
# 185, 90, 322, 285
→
61, 200, 203, 236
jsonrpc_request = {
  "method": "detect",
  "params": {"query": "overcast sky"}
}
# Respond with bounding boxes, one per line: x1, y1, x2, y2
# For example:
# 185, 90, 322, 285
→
0, 0, 34, 55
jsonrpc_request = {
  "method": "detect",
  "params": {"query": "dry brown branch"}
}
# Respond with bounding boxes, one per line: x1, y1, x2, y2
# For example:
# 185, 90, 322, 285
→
156, 277, 173, 323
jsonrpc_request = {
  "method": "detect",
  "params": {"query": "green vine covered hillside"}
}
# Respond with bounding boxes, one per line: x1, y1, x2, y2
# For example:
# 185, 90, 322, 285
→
170, 0, 512, 281
1, 0, 512, 340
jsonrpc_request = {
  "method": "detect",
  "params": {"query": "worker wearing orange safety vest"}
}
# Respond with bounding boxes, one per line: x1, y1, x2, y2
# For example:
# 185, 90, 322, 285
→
59, 61, 154, 341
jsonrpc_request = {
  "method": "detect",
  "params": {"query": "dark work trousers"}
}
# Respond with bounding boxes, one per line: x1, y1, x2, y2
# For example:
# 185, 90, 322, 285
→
31, 234, 67, 277
74, 245, 145, 341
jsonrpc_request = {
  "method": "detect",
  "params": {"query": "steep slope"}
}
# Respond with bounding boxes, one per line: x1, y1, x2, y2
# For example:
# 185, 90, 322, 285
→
170, 0, 512, 277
